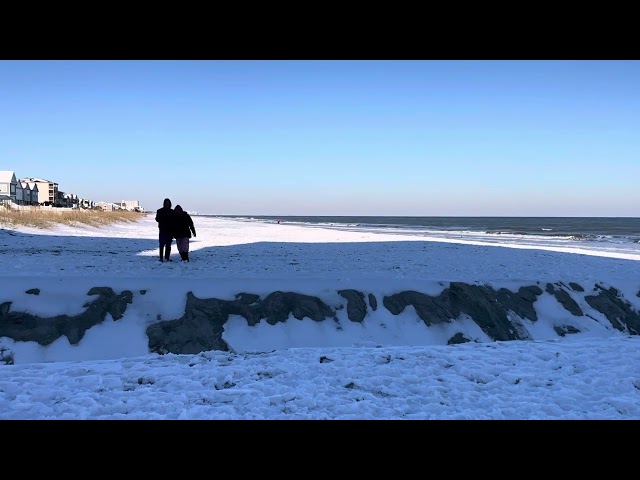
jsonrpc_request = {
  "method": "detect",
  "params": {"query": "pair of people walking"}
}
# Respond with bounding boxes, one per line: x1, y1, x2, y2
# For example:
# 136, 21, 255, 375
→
155, 198, 197, 262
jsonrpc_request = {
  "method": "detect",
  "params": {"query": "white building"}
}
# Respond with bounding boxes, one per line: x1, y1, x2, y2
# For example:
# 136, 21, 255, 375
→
119, 200, 145, 212
95, 201, 117, 211
0, 170, 18, 204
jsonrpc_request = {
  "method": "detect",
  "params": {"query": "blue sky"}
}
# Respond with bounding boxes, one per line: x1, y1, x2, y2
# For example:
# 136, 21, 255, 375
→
1, 60, 638, 216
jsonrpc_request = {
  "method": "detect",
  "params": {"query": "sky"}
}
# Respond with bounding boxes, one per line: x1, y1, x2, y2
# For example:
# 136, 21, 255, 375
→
1, 214, 640, 419
1, 60, 639, 216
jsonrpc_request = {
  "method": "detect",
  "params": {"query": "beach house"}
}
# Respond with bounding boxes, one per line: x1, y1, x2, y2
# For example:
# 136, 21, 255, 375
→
0, 171, 18, 205
20, 177, 59, 206
22, 181, 39, 205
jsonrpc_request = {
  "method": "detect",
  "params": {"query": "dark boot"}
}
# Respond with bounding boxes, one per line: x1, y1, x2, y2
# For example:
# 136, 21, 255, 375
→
185, 252, 189, 262
179, 252, 186, 261
165, 246, 172, 261
159, 246, 164, 262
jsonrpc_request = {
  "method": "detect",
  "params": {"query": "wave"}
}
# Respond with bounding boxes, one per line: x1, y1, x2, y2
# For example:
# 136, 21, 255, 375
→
207, 215, 640, 251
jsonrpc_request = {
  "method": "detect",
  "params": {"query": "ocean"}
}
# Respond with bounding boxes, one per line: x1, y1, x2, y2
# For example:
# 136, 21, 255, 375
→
207, 216, 639, 240
204, 215, 640, 258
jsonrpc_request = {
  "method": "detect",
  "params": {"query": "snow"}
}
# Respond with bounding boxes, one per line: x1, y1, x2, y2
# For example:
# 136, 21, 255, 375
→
1, 214, 639, 419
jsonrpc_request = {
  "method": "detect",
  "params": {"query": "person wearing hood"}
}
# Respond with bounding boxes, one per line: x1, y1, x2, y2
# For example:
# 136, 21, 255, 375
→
155, 198, 177, 262
173, 205, 196, 262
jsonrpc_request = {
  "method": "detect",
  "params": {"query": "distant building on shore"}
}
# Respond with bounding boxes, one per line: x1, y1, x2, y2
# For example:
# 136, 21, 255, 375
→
0, 170, 18, 205
2, 169, 123, 211
95, 201, 117, 211
20, 177, 59, 206
120, 200, 144, 212
1, 171, 46, 207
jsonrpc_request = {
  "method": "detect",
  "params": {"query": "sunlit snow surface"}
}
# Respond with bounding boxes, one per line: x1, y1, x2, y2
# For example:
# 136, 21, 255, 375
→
1, 215, 639, 419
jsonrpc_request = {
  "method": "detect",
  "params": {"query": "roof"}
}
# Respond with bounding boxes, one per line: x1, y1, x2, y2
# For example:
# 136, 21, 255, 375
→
20, 177, 52, 183
0, 171, 17, 183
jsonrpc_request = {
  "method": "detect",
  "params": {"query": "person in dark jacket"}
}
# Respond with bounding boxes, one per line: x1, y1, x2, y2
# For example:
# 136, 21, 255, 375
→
173, 205, 196, 262
155, 198, 177, 262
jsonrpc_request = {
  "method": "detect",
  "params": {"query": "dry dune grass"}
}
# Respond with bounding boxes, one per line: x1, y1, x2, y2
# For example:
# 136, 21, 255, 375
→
0, 208, 145, 229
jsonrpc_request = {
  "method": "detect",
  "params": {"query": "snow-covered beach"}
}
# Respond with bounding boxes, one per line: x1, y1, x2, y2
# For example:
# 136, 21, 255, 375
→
1, 214, 640, 419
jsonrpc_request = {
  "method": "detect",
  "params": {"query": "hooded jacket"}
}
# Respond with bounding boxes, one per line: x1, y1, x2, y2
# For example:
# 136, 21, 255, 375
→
173, 205, 196, 239
155, 206, 176, 235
